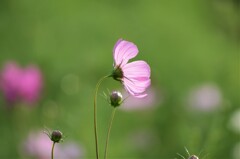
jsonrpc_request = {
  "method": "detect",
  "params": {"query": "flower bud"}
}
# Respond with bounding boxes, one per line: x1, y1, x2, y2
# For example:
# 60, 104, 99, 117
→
110, 91, 123, 107
51, 130, 63, 143
189, 155, 199, 159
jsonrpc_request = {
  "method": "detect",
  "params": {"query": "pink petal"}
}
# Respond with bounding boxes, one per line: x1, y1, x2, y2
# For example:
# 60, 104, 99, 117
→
122, 60, 150, 79
113, 39, 123, 53
113, 39, 139, 66
123, 78, 151, 98
121, 60, 151, 98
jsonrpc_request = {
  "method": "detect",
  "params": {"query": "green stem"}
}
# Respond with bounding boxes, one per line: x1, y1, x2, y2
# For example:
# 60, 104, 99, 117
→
104, 108, 117, 159
94, 75, 110, 159
51, 142, 56, 159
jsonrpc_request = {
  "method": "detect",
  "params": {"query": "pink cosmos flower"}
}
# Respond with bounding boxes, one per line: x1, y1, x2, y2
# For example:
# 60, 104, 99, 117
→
0, 61, 43, 105
111, 39, 151, 98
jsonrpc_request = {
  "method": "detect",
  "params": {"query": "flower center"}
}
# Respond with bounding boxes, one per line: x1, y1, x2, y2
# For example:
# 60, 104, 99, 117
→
111, 66, 123, 81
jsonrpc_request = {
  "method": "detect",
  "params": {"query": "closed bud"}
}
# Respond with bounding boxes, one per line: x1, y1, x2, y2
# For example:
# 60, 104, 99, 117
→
110, 91, 123, 107
51, 130, 63, 143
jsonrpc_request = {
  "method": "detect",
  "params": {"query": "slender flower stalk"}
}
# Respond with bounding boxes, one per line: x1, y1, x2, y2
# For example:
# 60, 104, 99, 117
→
51, 142, 56, 159
93, 75, 110, 159
44, 130, 63, 159
104, 108, 117, 159
104, 91, 122, 159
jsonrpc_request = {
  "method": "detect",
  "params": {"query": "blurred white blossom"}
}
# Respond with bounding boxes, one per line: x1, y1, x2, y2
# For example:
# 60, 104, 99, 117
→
187, 84, 222, 112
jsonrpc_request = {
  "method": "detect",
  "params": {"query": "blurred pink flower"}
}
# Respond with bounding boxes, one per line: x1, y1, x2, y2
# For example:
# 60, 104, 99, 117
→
121, 87, 161, 111
18, 66, 42, 103
0, 62, 21, 103
0, 61, 42, 105
111, 39, 151, 98
22, 131, 84, 159
23, 131, 54, 159
187, 84, 222, 112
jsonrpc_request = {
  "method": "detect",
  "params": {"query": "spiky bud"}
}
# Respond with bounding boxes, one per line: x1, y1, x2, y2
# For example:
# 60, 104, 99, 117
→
51, 130, 63, 143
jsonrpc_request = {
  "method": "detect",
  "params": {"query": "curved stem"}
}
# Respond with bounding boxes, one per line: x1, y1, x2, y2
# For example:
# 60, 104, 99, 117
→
104, 108, 117, 159
94, 75, 110, 159
51, 142, 56, 159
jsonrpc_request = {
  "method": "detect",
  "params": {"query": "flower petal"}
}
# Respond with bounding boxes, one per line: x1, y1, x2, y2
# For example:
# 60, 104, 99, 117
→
113, 39, 138, 66
121, 60, 151, 98
123, 78, 151, 98
122, 60, 151, 79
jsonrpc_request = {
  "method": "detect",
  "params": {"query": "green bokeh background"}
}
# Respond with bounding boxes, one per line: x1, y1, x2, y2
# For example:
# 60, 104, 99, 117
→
0, 0, 239, 158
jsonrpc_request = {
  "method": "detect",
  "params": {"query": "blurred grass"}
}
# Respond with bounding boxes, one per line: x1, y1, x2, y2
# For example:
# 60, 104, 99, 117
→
0, 0, 239, 158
